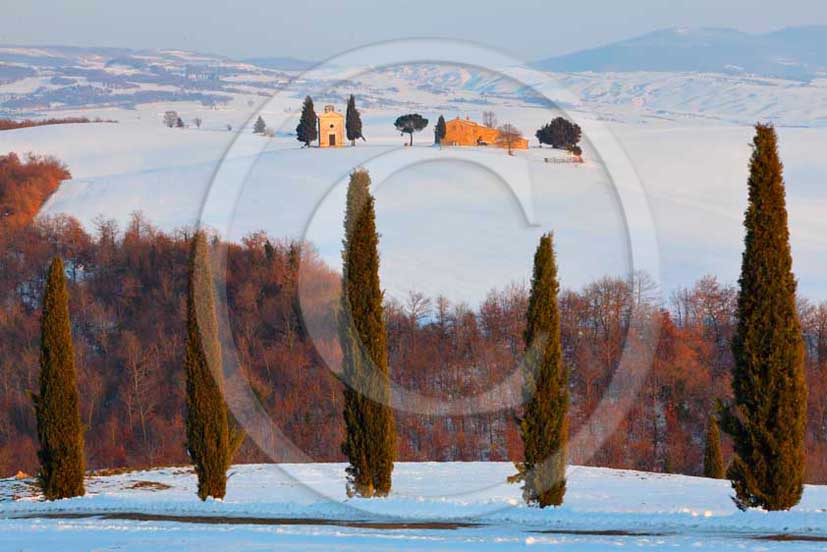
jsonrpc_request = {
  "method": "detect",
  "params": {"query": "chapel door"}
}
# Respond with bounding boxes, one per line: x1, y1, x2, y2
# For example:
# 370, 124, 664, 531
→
329, 134, 336, 146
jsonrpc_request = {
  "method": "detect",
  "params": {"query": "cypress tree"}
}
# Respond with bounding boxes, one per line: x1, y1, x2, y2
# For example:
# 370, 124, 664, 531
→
720, 123, 807, 511
253, 115, 266, 134
185, 233, 233, 500
345, 94, 364, 145
34, 257, 85, 500
340, 169, 396, 497
435, 115, 446, 145
510, 233, 569, 507
703, 415, 725, 479
296, 96, 317, 147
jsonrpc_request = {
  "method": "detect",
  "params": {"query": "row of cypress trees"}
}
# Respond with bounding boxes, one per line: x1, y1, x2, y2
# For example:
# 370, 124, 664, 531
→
34, 233, 241, 500
534, 122, 807, 511
33, 123, 807, 512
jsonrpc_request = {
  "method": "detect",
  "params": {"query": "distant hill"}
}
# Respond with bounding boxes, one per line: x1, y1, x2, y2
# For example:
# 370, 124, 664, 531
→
534, 26, 827, 80
243, 57, 316, 71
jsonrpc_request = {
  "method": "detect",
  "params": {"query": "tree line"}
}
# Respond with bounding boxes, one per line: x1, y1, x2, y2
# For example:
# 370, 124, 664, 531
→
1, 124, 822, 509
0, 118, 113, 132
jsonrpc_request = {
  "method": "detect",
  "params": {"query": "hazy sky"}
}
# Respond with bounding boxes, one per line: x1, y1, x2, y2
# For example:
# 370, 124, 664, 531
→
3, 0, 826, 61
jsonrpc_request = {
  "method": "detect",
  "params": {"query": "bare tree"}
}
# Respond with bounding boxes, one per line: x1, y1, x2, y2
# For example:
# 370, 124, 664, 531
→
495, 123, 523, 155
121, 331, 156, 464
482, 111, 497, 128
163, 111, 179, 128
406, 291, 432, 326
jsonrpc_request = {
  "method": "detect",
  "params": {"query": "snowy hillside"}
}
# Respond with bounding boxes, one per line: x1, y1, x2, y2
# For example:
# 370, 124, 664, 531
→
2, 118, 826, 304
1, 46, 826, 303
2, 462, 827, 550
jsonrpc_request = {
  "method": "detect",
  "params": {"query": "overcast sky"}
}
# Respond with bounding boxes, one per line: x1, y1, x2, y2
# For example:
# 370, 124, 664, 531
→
3, 0, 826, 61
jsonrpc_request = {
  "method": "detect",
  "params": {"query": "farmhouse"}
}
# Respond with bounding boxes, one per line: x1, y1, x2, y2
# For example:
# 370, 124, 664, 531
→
443, 116, 528, 149
318, 104, 345, 147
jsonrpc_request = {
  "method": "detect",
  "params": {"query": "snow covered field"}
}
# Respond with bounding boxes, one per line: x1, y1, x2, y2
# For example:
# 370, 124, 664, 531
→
3, 46, 827, 551
1, 117, 825, 304
1, 55, 826, 302
2, 463, 827, 550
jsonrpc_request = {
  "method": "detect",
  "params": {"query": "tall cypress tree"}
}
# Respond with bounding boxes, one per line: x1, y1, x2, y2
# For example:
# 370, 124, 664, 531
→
185, 233, 232, 500
510, 233, 569, 507
34, 257, 85, 500
340, 169, 396, 497
720, 123, 807, 511
345, 94, 364, 146
296, 96, 317, 147
703, 415, 725, 479
434, 115, 446, 145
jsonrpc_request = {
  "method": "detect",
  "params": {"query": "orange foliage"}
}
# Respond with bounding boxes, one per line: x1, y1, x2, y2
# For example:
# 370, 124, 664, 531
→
0, 197, 825, 482
0, 153, 70, 234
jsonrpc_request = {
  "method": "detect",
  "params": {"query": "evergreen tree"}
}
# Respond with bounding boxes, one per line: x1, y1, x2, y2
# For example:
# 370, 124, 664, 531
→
510, 233, 569, 507
253, 115, 266, 134
434, 115, 446, 145
340, 169, 396, 497
394, 114, 428, 146
345, 94, 364, 145
720, 123, 807, 511
296, 96, 317, 147
34, 257, 85, 500
536, 117, 581, 149
703, 415, 725, 479
185, 233, 236, 500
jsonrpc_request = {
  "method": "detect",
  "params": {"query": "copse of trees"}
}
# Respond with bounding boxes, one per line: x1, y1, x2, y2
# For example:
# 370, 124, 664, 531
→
34, 257, 85, 499
394, 114, 428, 146
720, 123, 807, 511
296, 96, 318, 147
340, 169, 396, 497
163, 111, 179, 128
3, 157, 827, 484
346, 95, 364, 145
0, 153, 70, 235
536, 117, 582, 150
511, 234, 568, 507
3, 216, 827, 480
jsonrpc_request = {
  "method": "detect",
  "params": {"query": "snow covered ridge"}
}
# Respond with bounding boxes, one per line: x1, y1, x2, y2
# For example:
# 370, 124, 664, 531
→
3, 43, 827, 126
533, 26, 827, 81
2, 463, 827, 536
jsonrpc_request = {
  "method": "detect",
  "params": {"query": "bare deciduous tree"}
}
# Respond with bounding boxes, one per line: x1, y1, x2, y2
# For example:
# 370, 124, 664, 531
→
482, 111, 497, 129
496, 123, 523, 155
